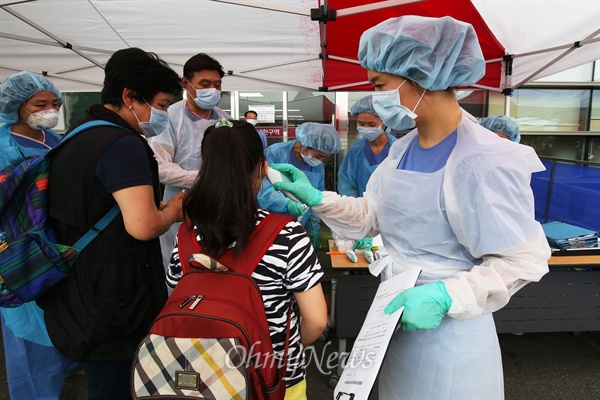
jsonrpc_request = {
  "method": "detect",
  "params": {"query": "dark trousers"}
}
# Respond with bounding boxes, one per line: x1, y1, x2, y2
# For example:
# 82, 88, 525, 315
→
80, 358, 132, 400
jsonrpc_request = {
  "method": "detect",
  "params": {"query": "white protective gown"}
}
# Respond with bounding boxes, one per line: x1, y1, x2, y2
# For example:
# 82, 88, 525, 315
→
148, 100, 230, 273
314, 110, 550, 399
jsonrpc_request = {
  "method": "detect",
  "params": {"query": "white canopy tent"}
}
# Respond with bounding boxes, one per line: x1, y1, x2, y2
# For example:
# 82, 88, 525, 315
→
0, 0, 598, 93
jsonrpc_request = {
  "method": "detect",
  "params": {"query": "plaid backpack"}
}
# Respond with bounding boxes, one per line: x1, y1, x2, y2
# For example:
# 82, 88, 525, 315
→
0, 120, 121, 307
131, 213, 294, 400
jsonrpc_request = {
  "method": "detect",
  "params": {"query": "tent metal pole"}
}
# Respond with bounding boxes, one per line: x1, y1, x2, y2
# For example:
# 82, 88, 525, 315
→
336, 0, 422, 17
0, 32, 112, 54
1, 6, 105, 68
238, 57, 319, 74
471, 84, 502, 92
209, 0, 310, 16
514, 31, 600, 87
329, 81, 371, 91
0, 64, 103, 87
0, 1, 36, 6
230, 71, 319, 92
282, 92, 289, 142
327, 55, 361, 65
504, 93, 511, 117
512, 36, 600, 59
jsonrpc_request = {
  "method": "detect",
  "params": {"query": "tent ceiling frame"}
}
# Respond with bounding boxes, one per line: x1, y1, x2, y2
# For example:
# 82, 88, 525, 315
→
0, 0, 36, 6
513, 30, 600, 88
1, 5, 105, 68
238, 56, 319, 74
0, 32, 114, 54
336, 0, 422, 17
210, 0, 310, 16
230, 71, 319, 91
0, 63, 103, 87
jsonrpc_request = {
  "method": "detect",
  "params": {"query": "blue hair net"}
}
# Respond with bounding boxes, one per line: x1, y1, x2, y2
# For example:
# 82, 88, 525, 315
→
481, 115, 521, 142
296, 122, 341, 154
0, 71, 63, 124
358, 15, 486, 91
350, 95, 379, 117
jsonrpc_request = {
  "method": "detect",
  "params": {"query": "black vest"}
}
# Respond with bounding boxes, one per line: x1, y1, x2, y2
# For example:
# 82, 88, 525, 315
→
38, 119, 167, 361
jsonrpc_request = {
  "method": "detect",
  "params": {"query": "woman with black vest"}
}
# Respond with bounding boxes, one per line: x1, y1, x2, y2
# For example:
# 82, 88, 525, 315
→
38, 48, 183, 399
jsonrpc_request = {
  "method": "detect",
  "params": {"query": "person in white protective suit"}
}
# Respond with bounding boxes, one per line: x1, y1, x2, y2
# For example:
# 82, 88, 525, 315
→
148, 53, 231, 274
270, 15, 551, 399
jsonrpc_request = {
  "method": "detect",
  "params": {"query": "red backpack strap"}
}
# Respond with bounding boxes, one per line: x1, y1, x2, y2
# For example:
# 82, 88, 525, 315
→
178, 213, 294, 276
218, 213, 294, 276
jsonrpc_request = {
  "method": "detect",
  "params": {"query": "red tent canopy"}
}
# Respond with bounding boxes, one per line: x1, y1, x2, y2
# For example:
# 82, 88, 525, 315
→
324, 0, 505, 91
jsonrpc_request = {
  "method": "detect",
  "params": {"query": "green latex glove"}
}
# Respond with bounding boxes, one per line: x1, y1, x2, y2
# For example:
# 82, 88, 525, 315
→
286, 200, 307, 217
384, 281, 452, 332
270, 163, 312, 185
309, 230, 321, 250
352, 237, 373, 251
270, 164, 323, 207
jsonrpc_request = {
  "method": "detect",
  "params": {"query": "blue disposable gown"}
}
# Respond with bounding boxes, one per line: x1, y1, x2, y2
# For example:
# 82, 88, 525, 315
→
338, 132, 396, 197
258, 140, 324, 232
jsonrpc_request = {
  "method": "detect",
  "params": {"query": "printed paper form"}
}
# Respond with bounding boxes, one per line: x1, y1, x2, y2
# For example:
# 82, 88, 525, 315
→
334, 268, 421, 400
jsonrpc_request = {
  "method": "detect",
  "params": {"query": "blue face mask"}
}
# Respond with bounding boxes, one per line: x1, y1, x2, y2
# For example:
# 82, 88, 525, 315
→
301, 147, 323, 167
131, 101, 169, 138
193, 87, 221, 110
357, 125, 383, 141
372, 80, 425, 131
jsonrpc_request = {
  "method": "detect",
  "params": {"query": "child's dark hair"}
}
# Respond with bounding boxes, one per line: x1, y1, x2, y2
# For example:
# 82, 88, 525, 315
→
101, 47, 181, 106
184, 120, 266, 258
183, 53, 225, 79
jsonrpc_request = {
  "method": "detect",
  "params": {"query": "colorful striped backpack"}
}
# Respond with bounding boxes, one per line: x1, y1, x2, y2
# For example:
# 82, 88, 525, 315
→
0, 120, 121, 307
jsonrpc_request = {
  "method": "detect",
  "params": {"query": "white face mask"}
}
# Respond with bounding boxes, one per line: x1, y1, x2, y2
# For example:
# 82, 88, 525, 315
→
246, 119, 258, 126
25, 108, 59, 130
372, 79, 426, 131
130, 101, 169, 138
193, 87, 221, 110
301, 147, 323, 167
357, 125, 384, 141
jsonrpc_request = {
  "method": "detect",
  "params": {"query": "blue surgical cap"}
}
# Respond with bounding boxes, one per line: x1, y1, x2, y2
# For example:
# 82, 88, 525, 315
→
350, 95, 378, 117
358, 15, 486, 91
0, 71, 63, 124
296, 122, 341, 154
482, 115, 521, 143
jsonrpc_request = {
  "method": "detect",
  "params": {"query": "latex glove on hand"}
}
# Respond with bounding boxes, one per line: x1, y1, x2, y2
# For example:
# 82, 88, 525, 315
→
286, 200, 307, 217
270, 163, 323, 207
309, 230, 321, 250
353, 237, 373, 251
384, 281, 452, 332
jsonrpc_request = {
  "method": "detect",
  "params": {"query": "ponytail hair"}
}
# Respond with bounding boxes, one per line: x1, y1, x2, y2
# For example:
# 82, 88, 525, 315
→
183, 119, 265, 258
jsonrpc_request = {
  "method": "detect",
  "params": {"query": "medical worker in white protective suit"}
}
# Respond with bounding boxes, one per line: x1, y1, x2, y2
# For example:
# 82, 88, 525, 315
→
257, 122, 341, 249
148, 53, 230, 273
271, 15, 551, 399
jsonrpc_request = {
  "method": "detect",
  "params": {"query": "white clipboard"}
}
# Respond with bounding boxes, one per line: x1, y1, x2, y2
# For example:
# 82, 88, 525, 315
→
333, 268, 422, 400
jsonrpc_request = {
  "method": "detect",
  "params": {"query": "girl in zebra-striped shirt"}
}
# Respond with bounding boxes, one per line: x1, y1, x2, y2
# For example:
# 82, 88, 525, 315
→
166, 119, 328, 400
